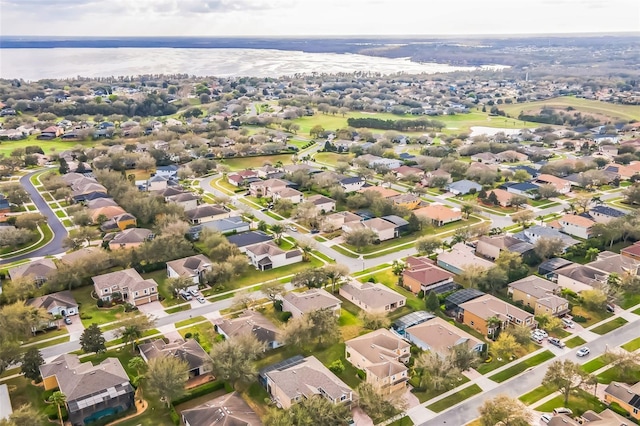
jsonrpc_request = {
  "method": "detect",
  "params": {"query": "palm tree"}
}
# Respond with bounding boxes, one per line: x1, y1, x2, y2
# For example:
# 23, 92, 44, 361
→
461, 204, 473, 219
122, 326, 142, 353
536, 215, 544, 226
591, 196, 603, 205
48, 391, 66, 426
270, 224, 284, 244
585, 247, 600, 262
486, 316, 503, 339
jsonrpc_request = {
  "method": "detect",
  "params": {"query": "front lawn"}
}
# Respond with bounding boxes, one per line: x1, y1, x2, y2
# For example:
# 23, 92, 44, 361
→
619, 292, 640, 310
410, 376, 470, 404
622, 337, 640, 352
71, 287, 128, 327
590, 317, 628, 335
177, 321, 217, 353
565, 336, 587, 348
230, 257, 323, 289
570, 305, 612, 327
489, 350, 555, 383
519, 384, 556, 405
426, 384, 482, 412
534, 389, 606, 415
581, 355, 608, 373
597, 364, 640, 384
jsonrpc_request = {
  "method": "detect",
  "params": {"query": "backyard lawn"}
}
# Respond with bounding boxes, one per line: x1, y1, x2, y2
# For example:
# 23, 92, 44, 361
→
177, 321, 217, 353
534, 389, 606, 415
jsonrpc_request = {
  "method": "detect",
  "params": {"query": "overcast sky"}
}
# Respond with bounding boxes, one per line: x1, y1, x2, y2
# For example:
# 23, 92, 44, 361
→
1, 0, 639, 37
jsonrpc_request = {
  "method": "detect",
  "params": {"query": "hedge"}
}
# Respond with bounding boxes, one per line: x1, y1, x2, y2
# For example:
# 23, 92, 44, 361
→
172, 380, 227, 406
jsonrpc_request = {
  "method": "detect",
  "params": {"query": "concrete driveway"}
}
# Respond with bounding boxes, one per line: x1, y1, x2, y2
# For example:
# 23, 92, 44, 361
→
64, 316, 86, 341
137, 301, 168, 318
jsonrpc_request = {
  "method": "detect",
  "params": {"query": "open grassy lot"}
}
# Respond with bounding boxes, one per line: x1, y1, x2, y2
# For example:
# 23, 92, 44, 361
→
534, 389, 606, 416
71, 286, 128, 327
622, 336, 640, 352
313, 151, 353, 166
426, 384, 483, 412
218, 154, 293, 171
0, 137, 97, 157
590, 317, 628, 335
519, 384, 556, 405
489, 350, 555, 383
500, 96, 640, 122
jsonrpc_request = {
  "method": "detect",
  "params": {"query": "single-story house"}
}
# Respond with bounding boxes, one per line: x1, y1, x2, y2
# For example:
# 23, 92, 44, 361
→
538, 258, 574, 278
0, 384, 12, 421
59, 247, 103, 266
306, 194, 336, 213
40, 354, 134, 426
392, 165, 424, 179
227, 231, 274, 252
475, 235, 534, 261
27, 290, 78, 317
245, 242, 303, 271
390, 193, 421, 210
508, 276, 569, 317
260, 355, 353, 409
185, 204, 230, 224
343, 217, 397, 242
458, 294, 535, 337
105, 228, 153, 251
486, 188, 515, 207
281, 288, 341, 319
8, 258, 57, 285
496, 150, 528, 163
92, 268, 159, 306
227, 170, 259, 187
339, 281, 406, 314
216, 310, 283, 350
139, 338, 212, 378
550, 214, 595, 239
470, 152, 498, 164
413, 204, 462, 226
447, 180, 482, 195
405, 317, 485, 355
588, 205, 627, 224
345, 329, 410, 394
181, 392, 261, 426
339, 176, 366, 192
504, 182, 540, 199
166, 254, 213, 284
511, 225, 579, 251
436, 243, 494, 275
188, 216, 250, 239
533, 174, 572, 194
322, 211, 361, 231
402, 256, 455, 295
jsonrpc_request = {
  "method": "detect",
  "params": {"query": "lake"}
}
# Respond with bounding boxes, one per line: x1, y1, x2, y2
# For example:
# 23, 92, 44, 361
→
0, 48, 506, 80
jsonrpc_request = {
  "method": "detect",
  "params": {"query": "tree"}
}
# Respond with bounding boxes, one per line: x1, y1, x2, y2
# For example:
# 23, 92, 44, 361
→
117, 313, 155, 353
344, 228, 377, 252
261, 281, 286, 304
4, 183, 30, 205
624, 183, 640, 205
166, 276, 193, 297
452, 226, 472, 244
136, 154, 156, 172
79, 323, 106, 354
307, 308, 340, 346
537, 184, 559, 199
534, 237, 565, 261
146, 355, 189, 407
270, 224, 284, 244
461, 203, 473, 219
309, 124, 324, 138
450, 344, 481, 371
478, 394, 532, 426
425, 290, 440, 311
210, 334, 265, 390
581, 288, 608, 311
291, 268, 327, 289
513, 170, 532, 182
415, 351, 460, 391
264, 395, 351, 426
602, 350, 640, 383
585, 247, 600, 261
322, 264, 349, 293
358, 311, 391, 330
48, 391, 66, 426
494, 250, 528, 281
356, 383, 405, 423
15, 213, 46, 231
543, 359, 592, 405
21, 348, 44, 383
511, 210, 534, 229
58, 157, 69, 174
487, 191, 499, 206
0, 403, 45, 426
509, 195, 528, 211
128, 356, 147, 400
457, 265, 488, 289
493, 332, 520, 359
415, 235, 441, 256
510, 324, 534, 346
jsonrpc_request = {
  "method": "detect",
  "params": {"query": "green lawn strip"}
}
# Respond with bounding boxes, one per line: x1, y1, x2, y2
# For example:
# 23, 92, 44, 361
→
622, 337, 640, 352
310, 250, 334, 263
175, 316, 206, 328
410, 376, 470, 404
230, 257, 322, 288
590, 317, 628, 335
71, 287, 128, 327
42, 192, 54, 202
28, 335, 70, 350
620, 292, 640, 310
519, 384, 556, 405
331, 245, 359, 258
0, 366, 21, 379
426, 384, 483, 413
352, 264, 392, 278
212, 178, 240, 194
534, 389, 607, 416
165, 304, 191, 314
264, 210, 283, 221
597, 364, 640, 384
54, 210, 66, 218
489, 350, 555, 383
387, 416, 414, 426
564, 336, 587, 348
21, 327, 69, 346
62, 219, 74, 227
581, 355, 608, 373
106, 329, 160, 348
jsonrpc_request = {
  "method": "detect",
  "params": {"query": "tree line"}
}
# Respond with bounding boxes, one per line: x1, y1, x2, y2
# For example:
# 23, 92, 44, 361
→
346, 117, 446, 132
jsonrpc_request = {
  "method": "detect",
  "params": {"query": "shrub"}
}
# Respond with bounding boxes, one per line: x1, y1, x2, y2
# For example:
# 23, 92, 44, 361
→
329, 360, 345, 374
417, 290, 424, 299
172, 381, 226, 406
184, 332, 192, 339
368, 277, 376, 283
279, 311, 292, 322
96, 299, 104, 308
356, 369, 366, 380
573, 315, 588, 323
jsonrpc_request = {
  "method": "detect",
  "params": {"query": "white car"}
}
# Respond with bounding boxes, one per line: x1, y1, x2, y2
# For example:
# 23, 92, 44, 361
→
541, 414, 552, 424
576, 347, 590, 357
189, 288, 199, 296
562, 317, 575, 328
196, 296, 206, 304
533, 329, 548, 338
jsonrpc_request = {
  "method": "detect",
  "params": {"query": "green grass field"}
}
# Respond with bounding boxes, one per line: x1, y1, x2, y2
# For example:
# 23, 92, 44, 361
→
426, 384, 483, 412
622, 336, 640, 352
0, 135, 97, 157
489, 350, 555, 383
218, 154, 294, 171
581, 355, 608, 373
565, 336, 587, 348
499, 96, 640, 122
519, 384, 556, 405
534, 389, 606, 416
590, 317, 628, 335
313, 152, 353, 166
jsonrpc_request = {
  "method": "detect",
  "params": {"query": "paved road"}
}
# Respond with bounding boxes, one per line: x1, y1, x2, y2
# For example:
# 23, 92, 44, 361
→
0, 170, 68, 265
415, 318, 640, 425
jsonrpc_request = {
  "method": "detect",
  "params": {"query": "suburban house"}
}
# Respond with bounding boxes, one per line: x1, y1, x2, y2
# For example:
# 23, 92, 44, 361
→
339, 176, 365, 192
216, 310, 283, 350
496, 150, 528, 162
60, 247, 102, 266
92, 268, 159, 306
359, 186, 401, 199
381, 215, 410, 236
550, 214, 595, 239
8, 258, 57, 285
392, 311, 436, 336
392, 165, 424, 179
146, 175, 175, 192
507, 276, 569, 317
402, 256, 455, 294
181, 392, 262, 426
390, 193, 421, 210
622, 241, 640, 262
0, 194, 10, 213
339, 281, 406, 313
424, 169, 452, 186
405, 317, 485, 355
512, 225, 579, 251
260, 355, 353, 409
554, 263, 607, 293
155, 164, 179, 178
249, 178, 289, 198
281, 288, 342, 319
357, 154, 402, 169
342, 217, 397, 242
306, 194, 336, 213
323, 211, 361, 231
227, 170, 259, 187
245, 242, 303, 271
166, 254, 213, 284
40, 354, 134, 426
586, 251, 640, 277
457, 294, 535, 337
139, 338, 212, 378
272, 187, 304, 204
166, 192, 200, 211
588, 205, 627, 224
504, 182, 540, 199
603, 381, 640, 421
413, 204, 462, 226
189, 216, 251, 239
27, 290, 79, 318
486, 188, 515, 207
475, 235, 534, 260
533, 174, 572, 194
547, 409, 631, 426
255, 165, 284, 179
89, 205, 127, 223
185, 204, 231, 224
227, 231, 274, 252
446, 180, 482, 195
538, 258, 575, 279
471, 152, 498, 164
0, 384, 11, 421
345, 329, 410, 394
105, 227, 153, 250
437, 243, 495, 275
100, 213, 137, 232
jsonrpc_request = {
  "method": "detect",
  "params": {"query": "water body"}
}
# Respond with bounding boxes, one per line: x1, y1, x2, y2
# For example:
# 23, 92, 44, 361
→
0, 48, 506, 80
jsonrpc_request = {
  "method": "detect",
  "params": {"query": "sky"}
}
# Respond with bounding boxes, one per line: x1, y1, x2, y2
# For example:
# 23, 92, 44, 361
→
0, 0, 639, 37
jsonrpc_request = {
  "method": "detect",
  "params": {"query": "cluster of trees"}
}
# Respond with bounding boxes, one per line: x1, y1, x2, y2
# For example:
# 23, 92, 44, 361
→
0, 301, 50, 375
518, 107, 603, 127
458, 251, 529, 294
347, 117, 446, 132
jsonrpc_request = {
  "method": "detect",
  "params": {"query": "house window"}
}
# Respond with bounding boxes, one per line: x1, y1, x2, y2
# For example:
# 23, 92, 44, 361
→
634, 408, 638, 415
104, 289, 109, 294
399, 300, 404, 306
470, 321, 475, 326
515, 318, 522, 324
144, 289, 148, 294
134, 291, 138, 297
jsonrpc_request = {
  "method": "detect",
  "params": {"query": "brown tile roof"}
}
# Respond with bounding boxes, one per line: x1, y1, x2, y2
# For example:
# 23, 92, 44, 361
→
282, 289, 341, 314
181, 392, 262, 426
413, 204, 462, 222
166, 254, 212, 277
403, 257, 454, 287
406, 317, 484, 355
559, 214, 595, 228
139, 338, 211, 372
340, 281, 405, 310
8, 258, 57, 280
216, 310, 281, 345
460, 294, 532, 323
27, 290, 77, 312
358, 186, 401, 199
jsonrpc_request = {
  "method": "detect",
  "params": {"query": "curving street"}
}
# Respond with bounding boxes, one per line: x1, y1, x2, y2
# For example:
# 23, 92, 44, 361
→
0, 170, 68, 265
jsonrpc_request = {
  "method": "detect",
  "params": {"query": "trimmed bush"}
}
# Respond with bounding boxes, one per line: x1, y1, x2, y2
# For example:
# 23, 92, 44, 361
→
573, 315, 588, 323
172, 380, 226, 406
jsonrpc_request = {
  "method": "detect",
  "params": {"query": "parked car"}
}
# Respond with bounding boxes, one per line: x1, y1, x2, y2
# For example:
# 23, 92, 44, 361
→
189, 288, 199, 296
180, 292, 192, 301
606, 304, 616, 313
576, 347, 590, 357
310, 229, 320, 234
64, 317, 72, 325
562, 317, 575, 328
196, 296, 206, 304
540, 414, 552, 424
548, 337, 566, 348
531, 335, 543, 344
287, 226, 297, 232
553, 407, 573, 415
533, 329, 548, 338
